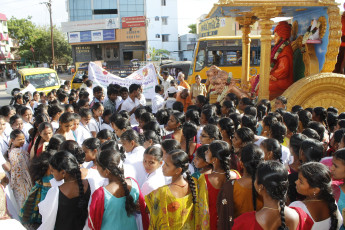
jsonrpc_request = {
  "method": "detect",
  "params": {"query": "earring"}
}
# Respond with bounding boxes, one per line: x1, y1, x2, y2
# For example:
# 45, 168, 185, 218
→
313, 191, 317, 197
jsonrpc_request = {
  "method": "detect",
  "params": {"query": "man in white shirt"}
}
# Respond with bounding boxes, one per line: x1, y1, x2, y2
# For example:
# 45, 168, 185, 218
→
165, 87, 177, 109
85, 80, 94, 103
152, 85, 165, 114
20, 80, 36, 95
79, 74, 89, 89
121, 84, 141, 126
137, 84, 146, 106
158, 71, 174, 94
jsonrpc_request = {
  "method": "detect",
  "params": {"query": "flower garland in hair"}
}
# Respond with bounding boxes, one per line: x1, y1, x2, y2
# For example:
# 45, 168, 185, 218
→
270, 40, 290, 71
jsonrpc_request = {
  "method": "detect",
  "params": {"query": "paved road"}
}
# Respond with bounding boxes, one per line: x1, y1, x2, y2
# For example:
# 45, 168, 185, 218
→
0, 73, 73, 107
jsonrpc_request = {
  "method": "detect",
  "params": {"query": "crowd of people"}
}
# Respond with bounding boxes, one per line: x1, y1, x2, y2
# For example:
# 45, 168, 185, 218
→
0, 70, 345, 230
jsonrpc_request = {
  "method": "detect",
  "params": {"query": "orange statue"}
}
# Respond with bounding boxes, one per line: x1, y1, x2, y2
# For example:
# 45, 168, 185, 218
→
269, 21, 294, 100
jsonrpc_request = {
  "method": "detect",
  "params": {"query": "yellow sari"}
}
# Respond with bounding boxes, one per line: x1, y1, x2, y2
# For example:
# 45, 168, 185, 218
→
145, 182, 197, 230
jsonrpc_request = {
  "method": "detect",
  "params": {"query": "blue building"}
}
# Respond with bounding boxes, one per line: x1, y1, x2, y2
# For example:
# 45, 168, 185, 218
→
63, 0, 147, 66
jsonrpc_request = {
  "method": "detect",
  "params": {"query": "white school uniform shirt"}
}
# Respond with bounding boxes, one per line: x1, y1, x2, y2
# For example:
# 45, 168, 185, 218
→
4, 122, 11, 140
0, 133, 9, 155
86, 87, 94, 103
139, 94, 146, 106
152, 93, 165, 114
123, 146, 147, 187
89, 117, 102, 134
74, 123, 92, 146
22, 123, 32, 143
100, 123, 114, 132
141, 167, 167, 196
289, 200, 343, 230
254, 136, 266, 146
121, 97, 140, 126
165, 98, 176, 109
0, 219, 26, 230
115, 96, 123, 110
51, 121, 59, 133
85, 168, 109, 189
281, 145, 292, 166
23, 122, 33, 134
20, 83, 36, 95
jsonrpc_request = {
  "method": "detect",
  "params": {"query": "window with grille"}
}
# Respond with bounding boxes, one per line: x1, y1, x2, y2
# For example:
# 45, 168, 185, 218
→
161, 0, 166, 6
162, 34, 169, 42
162, 17, 168, 25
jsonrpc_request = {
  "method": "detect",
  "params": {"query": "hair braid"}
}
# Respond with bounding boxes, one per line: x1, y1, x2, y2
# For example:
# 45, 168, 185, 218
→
185, 171, 197, 204
251, 172, 257, 211
113, 166, 137, 216
321, 190, 338, 230
34, 135, 42, 156
186, 137, 191, 158
219, 154, 231, 181
5, 142, 12, 159
278, 200, 288, 230
74, 166, 87, 225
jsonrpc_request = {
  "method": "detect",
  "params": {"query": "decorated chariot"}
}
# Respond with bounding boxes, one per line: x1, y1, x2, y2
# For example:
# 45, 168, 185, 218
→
205, 0, 345, 112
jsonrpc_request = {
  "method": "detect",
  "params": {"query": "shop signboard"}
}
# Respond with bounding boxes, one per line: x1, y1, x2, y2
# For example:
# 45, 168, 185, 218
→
80, 31, 92, 42
68, 27, 146, 43
198, 17, 235, 37
91, 30, 103, 41
62, 18, 119, 32
103, 29, 116, 40
68, 32, 80, 43
122, 16, 146, 28
117, 27, 146, 42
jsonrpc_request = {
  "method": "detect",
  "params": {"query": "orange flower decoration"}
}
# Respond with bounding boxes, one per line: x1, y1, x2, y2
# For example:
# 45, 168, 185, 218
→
167, 201, 180, 212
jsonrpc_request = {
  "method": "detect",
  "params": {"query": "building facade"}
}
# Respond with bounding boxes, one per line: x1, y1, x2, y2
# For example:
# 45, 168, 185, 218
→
63, 0, 179, 66
146, 0, 179, 60
0, 13, 14, 64
179, 34, 197, 61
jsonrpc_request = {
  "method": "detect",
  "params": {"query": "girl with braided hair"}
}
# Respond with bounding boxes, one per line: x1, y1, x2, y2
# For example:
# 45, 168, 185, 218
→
88, 149, 139, 230
233, 144, 264, 218
146, 149, 198, 229
198, 140, 239, 229
291, 162, 342, 230
38, 151, 90, 230
233, 161, 314, 230
181, 122, 201, 162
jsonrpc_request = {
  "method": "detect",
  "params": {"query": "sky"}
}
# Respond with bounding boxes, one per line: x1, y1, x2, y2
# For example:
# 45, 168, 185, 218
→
1, 0, 344, 35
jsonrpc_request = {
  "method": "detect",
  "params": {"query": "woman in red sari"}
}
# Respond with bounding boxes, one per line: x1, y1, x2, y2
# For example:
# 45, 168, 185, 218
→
233, 161, 313, 230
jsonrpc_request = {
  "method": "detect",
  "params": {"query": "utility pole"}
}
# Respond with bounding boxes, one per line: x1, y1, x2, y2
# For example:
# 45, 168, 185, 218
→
41, 0, 55, 70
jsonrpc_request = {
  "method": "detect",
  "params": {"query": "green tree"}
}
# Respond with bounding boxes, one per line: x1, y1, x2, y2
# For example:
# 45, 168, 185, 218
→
188, 24, 197, 34
149, 47, 170, 61
7, 17, 72, 65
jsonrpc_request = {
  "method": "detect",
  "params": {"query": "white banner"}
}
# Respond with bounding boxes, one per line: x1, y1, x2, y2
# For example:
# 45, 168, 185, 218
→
88, 62, 159, 99
62, 18, 119, 32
